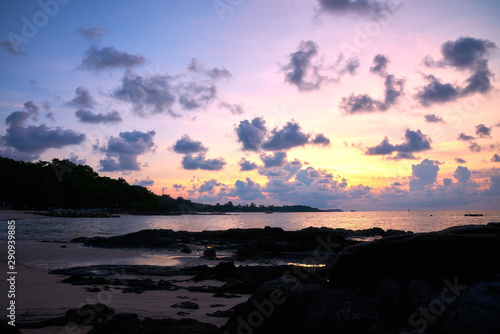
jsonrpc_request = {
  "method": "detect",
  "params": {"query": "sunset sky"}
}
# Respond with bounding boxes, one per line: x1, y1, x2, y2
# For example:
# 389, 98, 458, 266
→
1, 0, 500, 210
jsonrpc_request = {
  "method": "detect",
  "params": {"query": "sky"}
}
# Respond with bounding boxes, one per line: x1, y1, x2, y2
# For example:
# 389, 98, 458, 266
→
1, 0, 500, 211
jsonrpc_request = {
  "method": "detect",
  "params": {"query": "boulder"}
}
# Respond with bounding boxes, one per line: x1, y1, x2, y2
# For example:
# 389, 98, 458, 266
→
203, 248, 217, 258
171, 302, 200, 310
437, 281, 500, 334
329, 224, 500, 288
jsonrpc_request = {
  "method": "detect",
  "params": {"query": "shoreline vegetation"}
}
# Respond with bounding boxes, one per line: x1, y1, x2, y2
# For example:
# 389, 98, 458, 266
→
0, 157, 341, 216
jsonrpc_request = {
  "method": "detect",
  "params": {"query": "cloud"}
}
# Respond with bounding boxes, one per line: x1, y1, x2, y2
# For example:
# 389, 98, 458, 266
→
261, 121, 310, 151
424, 114, 445, 123
0, 102, 85, 157
77, 26, 107, 42
418, 37, 496, 107
453, 166, 471, 184
341, 59, 404, 114
0, 40, 26, 56
113, 72, 177, 116
455, 157, 466, 164
317, 0, 392, 17
177, 82, 217, 110
79, 45, 146, 72
458, 133, 475, 141
381, 74, 405, 109
187, 58, 232, 80
260, 151, 287, 168
133, 177, 154, 187
475, 124, 492, 138
340, 94, 381, 114
173, 184, 186, 191
366, 129, 431, 157
469, 142, 481, 152
460, 59, 494, 96
114, 61, 231, 117
98, 130, 156, 171
0, 148, 39, 161
443, 178, 453, 187
229, 178, 265, 201
239, 158, 258, 171
282, 40, 326, 92
68, 152, 86, 165
218, 101, 245, 115
483, 175, 500, 196
172, 135, 208, 155
349, 184, 372, 197
66, 87, 97, 109
395, 129, 432, 153
491, 154, 500, 162
235, 117, 267, 152
181, 154, 226, 171
236, 117, 333, 152
312, 133, 331, 146
338, 56, 360, 76
440, 36, 496, 69
370, 54, 389, 75
42, 101, 55, 121
198, 179, 222, 193
75, 110, 122, 124
415, 75, 460, 107
409, 159, 439, 192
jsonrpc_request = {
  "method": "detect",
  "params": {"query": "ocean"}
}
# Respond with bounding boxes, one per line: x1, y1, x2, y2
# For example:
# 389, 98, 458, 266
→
2, 210, 499, 242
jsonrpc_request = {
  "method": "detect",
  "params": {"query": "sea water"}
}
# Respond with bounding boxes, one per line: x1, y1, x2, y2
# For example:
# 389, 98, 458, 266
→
2, 210, 499, 242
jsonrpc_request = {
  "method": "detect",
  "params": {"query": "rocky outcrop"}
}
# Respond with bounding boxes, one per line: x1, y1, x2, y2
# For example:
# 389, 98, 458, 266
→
329, 223, 500, 288
224, 223, 500, 334
436, 281, 500, 334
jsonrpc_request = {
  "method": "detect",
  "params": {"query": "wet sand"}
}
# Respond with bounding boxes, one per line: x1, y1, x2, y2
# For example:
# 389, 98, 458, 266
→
0, 240, 249, 333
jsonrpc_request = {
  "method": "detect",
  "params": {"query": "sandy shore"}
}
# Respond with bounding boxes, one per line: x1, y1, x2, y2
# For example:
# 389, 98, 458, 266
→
0, 210, 45, 221
0, 240, 249, 333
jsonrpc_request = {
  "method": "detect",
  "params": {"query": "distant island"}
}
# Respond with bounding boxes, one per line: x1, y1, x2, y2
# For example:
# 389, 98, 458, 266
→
0, 157, 342, 215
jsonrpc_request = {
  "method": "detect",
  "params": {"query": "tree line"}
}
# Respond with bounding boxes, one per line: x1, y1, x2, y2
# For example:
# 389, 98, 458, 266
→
0, 157, 328, 213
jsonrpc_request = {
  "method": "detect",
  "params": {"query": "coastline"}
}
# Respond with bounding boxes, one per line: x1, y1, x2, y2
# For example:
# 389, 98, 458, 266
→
1, 216, 499, 333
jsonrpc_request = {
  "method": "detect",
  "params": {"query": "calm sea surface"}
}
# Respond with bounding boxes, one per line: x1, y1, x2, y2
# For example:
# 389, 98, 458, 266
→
2, 210, 500, 242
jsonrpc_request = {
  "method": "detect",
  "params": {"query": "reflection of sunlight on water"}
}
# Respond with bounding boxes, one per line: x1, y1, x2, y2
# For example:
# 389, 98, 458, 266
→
286, 263, 326, 268
347, 236, 381, 242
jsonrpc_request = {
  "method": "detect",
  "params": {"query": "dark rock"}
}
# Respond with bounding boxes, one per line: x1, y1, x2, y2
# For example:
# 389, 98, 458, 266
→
329, 224, 500, 288
236, 240, 259, 259
210, 304, 226, 308
0, 321, 21, 333
214, 261, 241, 280
437, 281, 500, 334
370, 277, 407, 307
25, 304, 114, 328
177, 311, 190, 316
207, 309, 235, 317
171, 301, 200, 310
203, 248, 217, 258
223, 276, 406, 334
60, 245, 67, 248
407, 279, 431, 307
89, 313, 140, 334
181, 246, 192, 253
